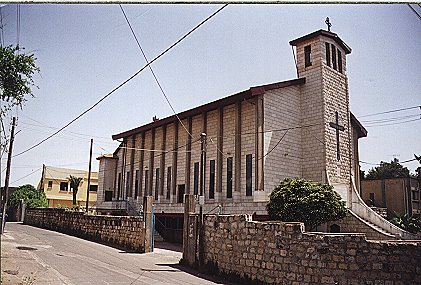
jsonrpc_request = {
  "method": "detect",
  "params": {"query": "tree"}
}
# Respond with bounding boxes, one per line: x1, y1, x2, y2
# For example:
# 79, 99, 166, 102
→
0, 45, 40, 118
365, 158, 410, 179
68, 175, 83, 206
266, 178, 347, 230
9, 184, 47, 209
390, 212, 421, 234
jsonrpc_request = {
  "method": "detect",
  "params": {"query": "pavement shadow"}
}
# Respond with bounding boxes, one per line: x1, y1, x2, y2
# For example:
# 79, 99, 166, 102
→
154, 241, 182, 252
155, 263, 240, 285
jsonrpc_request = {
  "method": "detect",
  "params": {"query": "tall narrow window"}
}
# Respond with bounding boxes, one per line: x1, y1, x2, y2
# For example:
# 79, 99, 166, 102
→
155, 168, 160, 200
246, 154, 252, 196
304, 45, 312, 67
325, 42, 331, 67
134, 170, 139, 199
338, 50, 343, 73
117, 173, 121, 199
331, 44, 337, 70
193, 162, 199, 195
166, 167, 171, 200
144, 170, 149, 196
126, 171, 130, 197
209, 160, 215, 199
227, 157, 233, 198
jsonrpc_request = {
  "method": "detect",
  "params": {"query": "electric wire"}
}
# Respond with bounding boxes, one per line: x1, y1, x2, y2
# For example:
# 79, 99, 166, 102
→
364, 118, 420, 128
0, 6, 4, 47
12, 5, 228, 158
358, 105, 420, 118
119, 4, 192, 138
360, 114, 419, 124
10, 167, 41, 184
16, 4, 20, 48
408, 4, 421, 21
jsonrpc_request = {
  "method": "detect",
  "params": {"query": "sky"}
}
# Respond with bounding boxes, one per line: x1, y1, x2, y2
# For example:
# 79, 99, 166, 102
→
1, 4, 420, 187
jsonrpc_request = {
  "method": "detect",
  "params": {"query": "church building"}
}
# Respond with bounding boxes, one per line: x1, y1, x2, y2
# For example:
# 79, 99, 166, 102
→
96, 28, 416, 240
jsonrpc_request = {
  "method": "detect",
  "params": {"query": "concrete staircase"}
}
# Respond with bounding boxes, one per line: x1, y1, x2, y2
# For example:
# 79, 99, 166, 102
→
154, 230, 164, 242
340, 177, 419, 240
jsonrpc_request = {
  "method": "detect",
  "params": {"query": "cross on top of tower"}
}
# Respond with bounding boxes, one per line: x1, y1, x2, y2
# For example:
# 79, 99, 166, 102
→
325, 17, 332, 32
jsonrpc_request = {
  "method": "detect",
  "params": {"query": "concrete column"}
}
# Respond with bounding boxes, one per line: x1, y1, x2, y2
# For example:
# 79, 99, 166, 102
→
235, 101, 241, 193
129, 135, 136, 197
143, 196, 153, 253
172, 123, 179, 201
159, 125, 166, 196
217, 106, 223, 193
148, 129, 155, 196
139, 133, 145, 199
185, 117, 192, 195
183, 194, 197, 266
255, 95, 264, 193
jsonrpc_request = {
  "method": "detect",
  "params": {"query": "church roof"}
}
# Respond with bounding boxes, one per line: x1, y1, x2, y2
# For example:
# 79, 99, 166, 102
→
350, 113, 368, 138
289, 29, 352, 54
112, 77, 306, 140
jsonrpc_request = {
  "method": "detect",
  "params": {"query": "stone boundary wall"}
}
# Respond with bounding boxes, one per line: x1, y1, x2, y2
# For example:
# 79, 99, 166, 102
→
201, 215, 421, 285
327, 213, 393, 240
24, 208, 146, 252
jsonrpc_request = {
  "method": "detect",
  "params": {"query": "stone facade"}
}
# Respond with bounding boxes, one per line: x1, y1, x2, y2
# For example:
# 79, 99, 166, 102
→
24, 208, 147, 252
195, 214, 421, 285
96, 29, 367, 222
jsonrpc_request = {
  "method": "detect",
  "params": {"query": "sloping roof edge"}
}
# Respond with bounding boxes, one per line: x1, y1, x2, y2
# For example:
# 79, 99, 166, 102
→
350, 112, 368, 138
112, 77, 305, 140
289, 29, 352, 55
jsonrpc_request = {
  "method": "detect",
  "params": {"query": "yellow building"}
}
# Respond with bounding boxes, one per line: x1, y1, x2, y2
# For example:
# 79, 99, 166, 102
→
37, 165, 98, 208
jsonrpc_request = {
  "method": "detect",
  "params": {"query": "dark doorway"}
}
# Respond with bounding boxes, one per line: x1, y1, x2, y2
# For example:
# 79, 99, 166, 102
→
178, 184, 185, 203
330, 224, 341, 233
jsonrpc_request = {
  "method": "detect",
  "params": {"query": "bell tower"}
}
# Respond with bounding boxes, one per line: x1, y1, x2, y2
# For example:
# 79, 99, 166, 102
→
290, 27, 353, 203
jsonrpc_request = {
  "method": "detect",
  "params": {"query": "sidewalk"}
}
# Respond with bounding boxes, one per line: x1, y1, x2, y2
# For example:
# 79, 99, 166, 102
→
1, 223, 66, 285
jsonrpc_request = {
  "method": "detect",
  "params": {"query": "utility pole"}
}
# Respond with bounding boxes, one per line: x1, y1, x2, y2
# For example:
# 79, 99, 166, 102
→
85, 138, 93, 212
198, 132, 206, 266
1, 117, 16, 234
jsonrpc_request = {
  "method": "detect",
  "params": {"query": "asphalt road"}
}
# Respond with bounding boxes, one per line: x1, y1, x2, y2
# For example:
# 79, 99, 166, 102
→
1, 222, 236, 285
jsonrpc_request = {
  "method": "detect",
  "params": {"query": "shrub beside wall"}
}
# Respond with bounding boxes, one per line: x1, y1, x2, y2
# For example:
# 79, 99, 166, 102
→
202, 215, 421, 285
24, 208, 146, 252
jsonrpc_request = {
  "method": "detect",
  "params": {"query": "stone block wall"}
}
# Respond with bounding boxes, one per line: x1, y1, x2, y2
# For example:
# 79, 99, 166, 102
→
24, 208, 147, 252
201, 214, 421, 285
326, 213, 393, 240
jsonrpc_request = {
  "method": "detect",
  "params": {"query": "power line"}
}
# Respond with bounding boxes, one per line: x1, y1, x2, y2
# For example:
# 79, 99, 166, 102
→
12, 5, 228, 158
408, 4, 421, 21
358, 105, 420, 118
364, 118, 420, 128
360, 114, 419, 124
119, 4, 192, 138
10, 167, 41, 185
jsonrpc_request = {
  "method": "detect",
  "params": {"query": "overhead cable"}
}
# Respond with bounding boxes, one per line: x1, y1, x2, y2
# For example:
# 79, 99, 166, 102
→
12, 4, 228, 158
119, 4, 193, 138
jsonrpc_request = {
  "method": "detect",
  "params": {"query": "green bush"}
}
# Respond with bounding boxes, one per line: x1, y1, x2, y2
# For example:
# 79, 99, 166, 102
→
390, 212, 421, 234
9, 184, 47, 208
266, 178, 347, 230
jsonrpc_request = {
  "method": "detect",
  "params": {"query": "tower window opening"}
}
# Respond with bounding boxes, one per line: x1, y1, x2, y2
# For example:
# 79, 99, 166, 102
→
331, 44, 337, 70
304, 45, 312, 67
325, 42, 331, 67
338, 50, 343, 73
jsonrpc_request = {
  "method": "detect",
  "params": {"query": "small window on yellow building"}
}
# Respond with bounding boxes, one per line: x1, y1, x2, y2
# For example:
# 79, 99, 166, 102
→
48, 181, 53, 188
60, 182, 68, 191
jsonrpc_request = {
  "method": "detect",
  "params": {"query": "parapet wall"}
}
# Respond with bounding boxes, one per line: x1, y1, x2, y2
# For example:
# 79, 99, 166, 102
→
201, 215, 421, 285
24, 208, 146, 252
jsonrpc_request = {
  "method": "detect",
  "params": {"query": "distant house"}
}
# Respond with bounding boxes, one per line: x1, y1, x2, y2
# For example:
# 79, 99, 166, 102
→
361, 177, 421, 219
37, 166, 98, 208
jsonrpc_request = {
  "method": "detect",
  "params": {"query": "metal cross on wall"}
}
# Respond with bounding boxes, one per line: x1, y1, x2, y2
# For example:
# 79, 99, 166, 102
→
329, 111, 345, 161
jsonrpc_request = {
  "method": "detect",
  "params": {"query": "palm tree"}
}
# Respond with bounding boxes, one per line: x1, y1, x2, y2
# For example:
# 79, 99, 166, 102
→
68, 175, 83, 206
